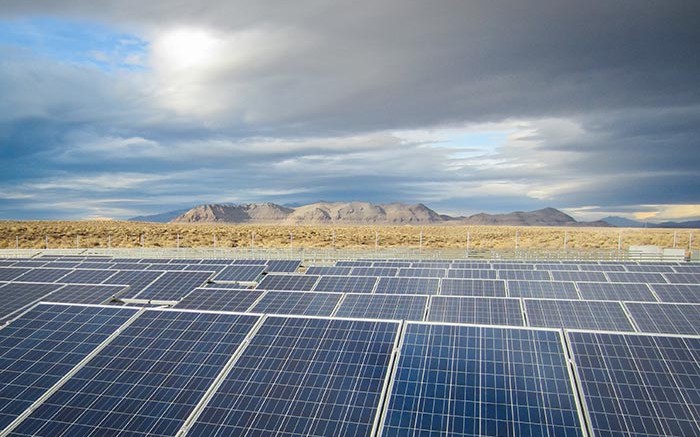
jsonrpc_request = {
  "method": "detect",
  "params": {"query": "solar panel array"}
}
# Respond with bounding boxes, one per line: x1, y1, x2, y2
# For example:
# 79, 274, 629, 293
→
0, 254, 697, 436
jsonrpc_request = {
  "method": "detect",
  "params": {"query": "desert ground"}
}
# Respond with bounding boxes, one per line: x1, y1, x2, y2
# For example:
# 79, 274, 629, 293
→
0, 221, 696, 251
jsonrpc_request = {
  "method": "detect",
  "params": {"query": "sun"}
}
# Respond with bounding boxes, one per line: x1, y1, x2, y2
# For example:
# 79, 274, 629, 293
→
155, 28, 221, 70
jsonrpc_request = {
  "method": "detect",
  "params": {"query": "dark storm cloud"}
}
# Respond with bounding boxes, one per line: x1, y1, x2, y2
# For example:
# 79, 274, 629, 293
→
0, 1, 699, 219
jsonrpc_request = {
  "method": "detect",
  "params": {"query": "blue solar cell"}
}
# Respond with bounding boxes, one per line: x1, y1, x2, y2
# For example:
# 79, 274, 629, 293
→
497, 269, 552, 280
568, 331, 700, 437
15, 268, 72, 283
305, 266, 353, 276
397, 268, 446, 278
375, 277, 440, 295
0, 282, 65, 321
186, 316, 399, 437
607, 272, 668, 284
447, 269, 497, 279
350, 267, 399, 277
58, 269, 118, 285
650, 284, 700, 303
507, 280, 579, 299
625, 302, 700, 335
256, 274, 319, 291
133, 271, 214, 301
265, 260, 301, 273
0, 304, 138, 430
334, 293, 428, 320
250, 291, 342, 316
551, 270, 608, 282
43, 284, 129, 305
381, 323, 585, 436
440, 279, 507, 297
9, 309, 260, 437
211, 265, 266, 282
664, 273, 700, 284
313, 275, 377, 293
102, 270, 164, 298
427, 296, 524, 326
174, 288, 264, 312
524, 299, 635, 331
576, 282, 657, 302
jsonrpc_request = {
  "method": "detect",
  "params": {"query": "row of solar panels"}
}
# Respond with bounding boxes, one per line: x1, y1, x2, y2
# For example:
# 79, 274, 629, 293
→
175, 287, 700, 335
2, 276, 697, 338
310, 264, 700, 281
0, 302, 697, 436
259, 273, 700, 297
338, 258, 699, 271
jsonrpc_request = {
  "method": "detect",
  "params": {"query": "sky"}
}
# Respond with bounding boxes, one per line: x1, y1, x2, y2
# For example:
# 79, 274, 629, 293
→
0, 1, 699, 222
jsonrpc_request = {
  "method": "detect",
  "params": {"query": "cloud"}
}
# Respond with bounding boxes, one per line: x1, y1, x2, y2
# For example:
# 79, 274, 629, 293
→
0, 2, 699, 219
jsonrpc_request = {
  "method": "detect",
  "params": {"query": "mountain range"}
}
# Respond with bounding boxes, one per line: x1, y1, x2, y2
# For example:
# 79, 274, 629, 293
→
601, 216, 700, 229
130, 202, 613, 226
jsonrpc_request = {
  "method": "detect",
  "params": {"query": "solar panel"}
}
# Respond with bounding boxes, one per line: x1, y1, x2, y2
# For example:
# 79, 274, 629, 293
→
198, 259, 235, 265
265, 260, 301, 273
138, 258, 171, 263
397, 267, 446, 278
45, 261, 83, 268
102, 270, 164, 298
9, 309, 260, 437
446, 269, 497, 279
108, 262, 148, 270
626, 264, 676, 273
0, 303, 138, 430
132, 271, 213, 301
491, 262, 535, 270
451, 262, 491, 269
185, 316, 399, 437
335, 260, 372, 267
507, 280, 579, 299
375, 277, 440, 294
607, 272, 668, 283
576, 282, 657, 302
497, 269, 552, 280
57, 269, 118, 285
411, 261, 452, 269
567, 331, 700, 437
439, 279, 507, 297
11, 261, 49, 268
350, 267, 398, 277
305, 266, 353, 276
181, 264, 228, 273
232, 259, 268, 265
147, 263, 188, 270
535, 263, 578, 270
381, 323, 585, 436
249, 291, 342, 316
203, 282, 256, 289
664, 273, 700, 284
579, 263, 627, 271
0, 282, 65, 321
15, 268, 73, 283
313, 275, 378, 293
256, 274, 319, 291
650, 283, 700, 303
624, 302, 700, 335
211, 265, 266, 282
672, 265, 700, 273
174, 288, 264, 312
0, 267, 33, 281
427, 296, 525, 326
76, 261, 115, 269
168, 258, 203, 264
551, 270, 608, 282
372, 261, 411, 268
524, 299, 635, 331
42, 284, 129, 305
334, 293, 428, 320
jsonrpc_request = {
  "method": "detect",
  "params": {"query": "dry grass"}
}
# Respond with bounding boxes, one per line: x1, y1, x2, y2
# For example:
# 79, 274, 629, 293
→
0, 221, 697, 251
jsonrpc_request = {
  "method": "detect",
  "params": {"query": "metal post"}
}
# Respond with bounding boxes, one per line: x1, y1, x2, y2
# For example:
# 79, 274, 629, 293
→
690, 233, 694, 250
618, 231, 622, 251
76, 235, 80, 249
466, 229, 470, 255
45, 235, 48, 249
176, 233, 180, 249
332, 230, 336, 249
140, 234, 144, 248
290, 232, 293, 248
375, 231, 379, 249
108, 235, 111, 248
673, 231, 677, 248
564, 231, 568, 249
515, 230, 519, 249
419, 230, 423, 251
250, 232, 254, 249
15, 236, 19, 249
213, 235, 217, 248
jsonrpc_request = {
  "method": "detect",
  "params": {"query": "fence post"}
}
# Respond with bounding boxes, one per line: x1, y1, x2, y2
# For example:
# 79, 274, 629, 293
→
673, 231, 677, 248
375, 231, 379, 250
108, 235, 111, 248
515, 230, 519, 249
564, 231, 568, 249
618, 231, 622, 251
45, 235, 48, 249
